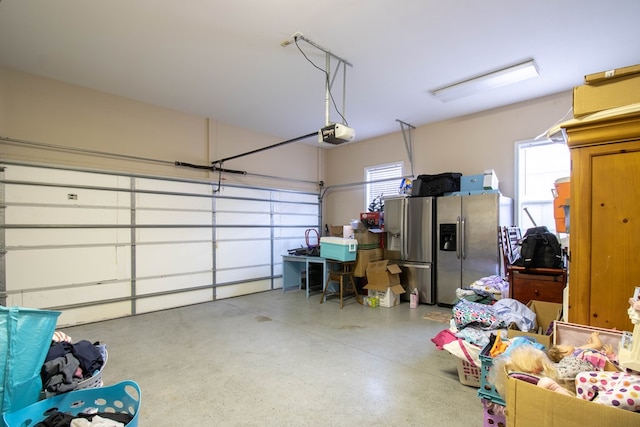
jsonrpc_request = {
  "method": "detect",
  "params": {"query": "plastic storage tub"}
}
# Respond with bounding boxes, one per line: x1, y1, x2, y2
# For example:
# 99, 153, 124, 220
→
0, 306, 60, 418
481, 398, 506, 427
320, 237, 357, 261
42, 346, 108, 399
3, 380, 141, 427
457, 358, 481, 387
477, 342, 505, 405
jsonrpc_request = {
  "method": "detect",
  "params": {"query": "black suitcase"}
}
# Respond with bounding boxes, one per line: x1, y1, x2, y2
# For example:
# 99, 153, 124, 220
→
411, 172, 462, 197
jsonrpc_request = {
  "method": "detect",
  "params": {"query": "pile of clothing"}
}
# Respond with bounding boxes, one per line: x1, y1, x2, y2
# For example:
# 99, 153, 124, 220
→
431, 297, 539, 367
41, 331, 105, 396
34, 411, 132, 427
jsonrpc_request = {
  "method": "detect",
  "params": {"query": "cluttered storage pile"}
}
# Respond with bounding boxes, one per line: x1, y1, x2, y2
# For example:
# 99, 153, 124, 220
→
1, 306, 140, 427
431, 293, 640, 425
430, 275, 524, 374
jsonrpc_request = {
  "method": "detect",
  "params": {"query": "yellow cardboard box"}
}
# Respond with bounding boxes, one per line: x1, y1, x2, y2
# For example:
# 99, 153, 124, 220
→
353, 248, 384, 277
573, 74, 640, 117
584, 64, 640, 85
506, 377, 640, 426
354, 229, 382, 247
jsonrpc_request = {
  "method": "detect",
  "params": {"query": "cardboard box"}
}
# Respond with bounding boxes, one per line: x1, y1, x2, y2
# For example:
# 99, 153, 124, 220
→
360, 212, 382, 229
328, 225, 344, 237
506, 377, 640, 426
353, 248, 384, 277
366, 287, 403, 308
353, 229, 381, 248
507, 300, 562, 348
573, 74, 640, 117
584, 64, 640, 85
319, 237, 357, 261
364, 260, 405, 307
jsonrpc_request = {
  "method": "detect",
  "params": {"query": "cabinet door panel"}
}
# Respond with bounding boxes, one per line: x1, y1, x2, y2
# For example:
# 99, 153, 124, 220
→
590, 149, 640, 329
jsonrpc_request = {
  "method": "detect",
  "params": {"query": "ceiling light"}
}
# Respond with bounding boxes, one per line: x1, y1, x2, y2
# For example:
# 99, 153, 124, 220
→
431, 59, 539, 102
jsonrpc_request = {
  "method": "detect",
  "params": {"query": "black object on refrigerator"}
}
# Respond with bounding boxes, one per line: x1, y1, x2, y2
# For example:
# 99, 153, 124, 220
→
383, 195, 435, 304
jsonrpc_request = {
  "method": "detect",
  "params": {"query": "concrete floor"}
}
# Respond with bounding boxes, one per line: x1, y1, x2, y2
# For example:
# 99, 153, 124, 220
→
62, 290, 484, 426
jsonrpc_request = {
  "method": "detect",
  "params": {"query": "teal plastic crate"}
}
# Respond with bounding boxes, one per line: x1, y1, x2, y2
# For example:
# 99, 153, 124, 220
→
0, 306, 60, 420
477, 342, 506, 406
3, 380, 141, 427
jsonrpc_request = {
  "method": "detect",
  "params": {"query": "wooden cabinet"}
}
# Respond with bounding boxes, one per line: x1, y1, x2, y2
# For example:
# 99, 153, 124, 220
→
564, 111, 640, 330
508, 267, 566, 304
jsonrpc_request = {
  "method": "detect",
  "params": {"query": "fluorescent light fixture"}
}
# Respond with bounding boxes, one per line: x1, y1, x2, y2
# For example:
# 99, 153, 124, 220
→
431, 59, 539, 102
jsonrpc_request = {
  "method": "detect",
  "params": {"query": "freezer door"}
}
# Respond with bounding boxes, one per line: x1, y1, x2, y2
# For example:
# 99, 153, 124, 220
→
405, 197, 434, 263
436, 196, 462, 305
396, 261, 434, 304
383, 197, 405, 260
461, 193, 504, 285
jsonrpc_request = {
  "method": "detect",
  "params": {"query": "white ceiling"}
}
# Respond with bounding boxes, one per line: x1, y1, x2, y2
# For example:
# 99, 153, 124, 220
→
1, 0, 639, 145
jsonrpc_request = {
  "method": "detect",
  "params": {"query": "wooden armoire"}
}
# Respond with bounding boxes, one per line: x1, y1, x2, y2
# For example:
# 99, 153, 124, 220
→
563, 110, 640, 331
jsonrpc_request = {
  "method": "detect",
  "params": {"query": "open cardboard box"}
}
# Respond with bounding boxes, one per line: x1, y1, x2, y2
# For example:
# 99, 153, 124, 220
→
507, 320, 639, 426
506, 376, 640, 426
507, 300, 563, 348
353, 248, 384, 277
364, 260, 405, 307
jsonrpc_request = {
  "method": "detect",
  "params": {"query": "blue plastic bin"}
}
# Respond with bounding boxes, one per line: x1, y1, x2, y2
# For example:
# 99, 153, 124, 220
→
3, 380, 141, 427
476, 341, 506, 406
0, 306, 60, 422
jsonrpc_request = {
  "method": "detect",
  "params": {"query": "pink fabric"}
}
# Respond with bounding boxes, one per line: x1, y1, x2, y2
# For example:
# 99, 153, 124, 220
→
431, 329, 457, 350
572, 348, 610, 370
537, 377, 573, 396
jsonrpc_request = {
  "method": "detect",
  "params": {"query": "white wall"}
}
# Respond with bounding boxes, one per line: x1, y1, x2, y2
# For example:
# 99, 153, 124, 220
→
321, 92, 573, 227
0, 66, 322, 192
1, 66, 574, 228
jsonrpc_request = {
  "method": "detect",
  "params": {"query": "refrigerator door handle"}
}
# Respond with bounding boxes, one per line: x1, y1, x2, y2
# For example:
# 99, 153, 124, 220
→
456, 216, 461, 259
461, 216, 466, 259
402, 201, 408, 260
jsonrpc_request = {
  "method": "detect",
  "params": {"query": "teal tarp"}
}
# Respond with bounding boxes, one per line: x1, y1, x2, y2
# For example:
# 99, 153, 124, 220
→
0, 306, 60, 421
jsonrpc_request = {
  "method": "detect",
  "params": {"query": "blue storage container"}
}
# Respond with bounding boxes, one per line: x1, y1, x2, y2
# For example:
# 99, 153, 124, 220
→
0, 306, 60, 423
460, 174, 485, 192
476, 342, 505, 406
320, 237, 357, 261
3, 380, 141, 427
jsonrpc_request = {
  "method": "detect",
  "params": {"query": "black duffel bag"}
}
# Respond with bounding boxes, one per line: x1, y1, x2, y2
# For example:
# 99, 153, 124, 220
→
513, 226, 563, 269
411, 172, 462, 197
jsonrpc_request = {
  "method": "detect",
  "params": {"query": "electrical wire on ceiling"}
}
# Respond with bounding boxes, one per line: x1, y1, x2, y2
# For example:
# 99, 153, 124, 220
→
533, 106, 574, 142
293, 36, 349, 127
175, 33, 355, 191
396, 119, 415, 178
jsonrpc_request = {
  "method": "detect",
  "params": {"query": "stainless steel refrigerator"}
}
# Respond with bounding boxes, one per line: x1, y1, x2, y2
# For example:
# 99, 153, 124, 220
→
435, 192, 512, 306
383, 195, 435, 304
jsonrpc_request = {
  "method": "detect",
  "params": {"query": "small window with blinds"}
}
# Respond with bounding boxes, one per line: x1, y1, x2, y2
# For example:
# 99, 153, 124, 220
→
365, 162, 404, 211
